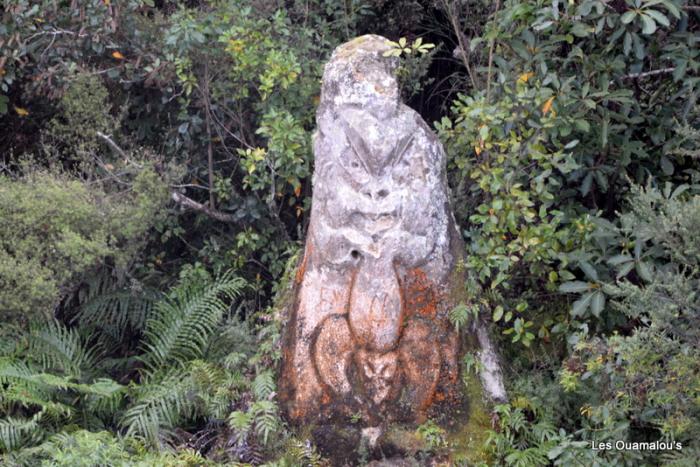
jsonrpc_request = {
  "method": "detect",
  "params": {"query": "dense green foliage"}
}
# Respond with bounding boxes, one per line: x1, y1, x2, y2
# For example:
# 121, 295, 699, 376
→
1, 0, 698, 465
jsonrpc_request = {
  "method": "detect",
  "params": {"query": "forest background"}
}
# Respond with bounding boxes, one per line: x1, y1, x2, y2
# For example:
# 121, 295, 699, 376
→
0, 0, 699, 465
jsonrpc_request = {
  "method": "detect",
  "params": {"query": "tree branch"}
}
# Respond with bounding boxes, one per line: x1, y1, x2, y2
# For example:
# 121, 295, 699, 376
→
611, 67, 676, 85
442, 0, 478, 89
96, 130, 239, 224
202, 61, 216, 209
620, 67, 676, 80
96, 131, 127, 158
486, 0, 501, 103
171, 192, 238, 223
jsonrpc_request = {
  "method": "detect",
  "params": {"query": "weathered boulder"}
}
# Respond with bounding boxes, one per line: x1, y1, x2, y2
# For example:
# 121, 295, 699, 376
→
279, 34, 505, 443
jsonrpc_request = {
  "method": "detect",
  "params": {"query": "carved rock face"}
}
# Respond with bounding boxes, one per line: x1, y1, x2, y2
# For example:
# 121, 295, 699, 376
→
279, 35, 463, 426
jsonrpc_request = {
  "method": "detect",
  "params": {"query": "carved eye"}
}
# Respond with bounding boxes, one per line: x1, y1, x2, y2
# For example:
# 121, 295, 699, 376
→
340, 150, 371, 185
341, 121, 372, 182
390, 134, 414, 167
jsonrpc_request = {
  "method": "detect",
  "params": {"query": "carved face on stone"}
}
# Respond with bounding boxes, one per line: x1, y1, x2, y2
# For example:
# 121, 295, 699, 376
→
280, 35, 462, 426
313, 105, 448, 270
355, 349, 398, 405
334, 119, 407, 236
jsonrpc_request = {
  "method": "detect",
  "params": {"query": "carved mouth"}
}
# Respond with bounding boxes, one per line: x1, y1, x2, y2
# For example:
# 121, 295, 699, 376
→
350, 210, 400, 235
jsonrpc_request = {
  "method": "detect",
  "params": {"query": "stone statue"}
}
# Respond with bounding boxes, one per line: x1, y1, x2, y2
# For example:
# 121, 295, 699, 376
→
279, 35, 505, 435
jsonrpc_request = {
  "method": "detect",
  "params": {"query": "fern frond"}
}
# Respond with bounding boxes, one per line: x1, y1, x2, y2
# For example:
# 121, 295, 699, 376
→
141, 271, 246, 369
120, 369, 194, 447
252, 371, 276, 401
74, 284, 158, 343
0, 357, 123, 421
0, 358, 57, 415
272, 438, 325, 467
250, 400, 280, 446
0, 411, 44, 453
27, 321, 99, 378
206, 316, 257, 364
228, 410, 254, 446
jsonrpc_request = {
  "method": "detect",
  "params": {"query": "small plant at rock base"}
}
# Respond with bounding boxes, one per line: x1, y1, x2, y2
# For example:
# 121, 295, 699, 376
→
416, 419, 447, 450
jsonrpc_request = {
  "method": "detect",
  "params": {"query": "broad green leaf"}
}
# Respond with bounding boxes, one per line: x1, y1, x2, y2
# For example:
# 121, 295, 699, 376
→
571, 22, 592, 37
533, 21, 554, 31
493, 306, 504, 322
580, 261, 599, 281
607, 254, 633, 266
574, 119, 591, 132
559, 281, 591, 293
621, 11, 637, 24
591, 291, 605, 317
660, 156, 674, 175
645, 9, 669, 27
673, 60, 688, 82
564, 139, 580, 149
601, 117, 609, 148
581, 172, 594, 196
572, 292, 595, 317
623, 31, 632, 55
645, 0, 680, 18
640, 14, 657, 34
636, 261, 653, 282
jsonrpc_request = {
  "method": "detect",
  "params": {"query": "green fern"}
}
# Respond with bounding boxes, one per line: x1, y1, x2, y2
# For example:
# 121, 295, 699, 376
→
250, 400, 279, 446
0, 325, 25, 357
187, 360, 240, 420
0, 322, 124, 454
75, 290, 156, 341
73, 272, 159, 345
140, 271, 246, 369
27, 320, 99, 378
120, 359, 247, 447
264, 438, 325, 467
117, 273, 246, 448
206, 316, 258, 365
252, 370, 276, 401
227, 399, 281, 448
120, 368, 193, 447
0, 412, 43, 453
228, 410, 254, 445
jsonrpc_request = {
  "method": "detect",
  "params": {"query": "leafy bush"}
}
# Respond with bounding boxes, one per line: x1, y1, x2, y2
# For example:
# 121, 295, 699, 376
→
559, 184, 700, 462
0, 168, 167, 325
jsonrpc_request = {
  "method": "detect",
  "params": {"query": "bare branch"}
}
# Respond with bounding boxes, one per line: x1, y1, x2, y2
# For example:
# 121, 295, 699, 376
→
611, 67, 676, 84
171, 191, 238, 223
97, 123, 239, 224
442, 0, 478, 89
486, 0, 502, 102
622, 67, 676, 80
96, 131, 127, 158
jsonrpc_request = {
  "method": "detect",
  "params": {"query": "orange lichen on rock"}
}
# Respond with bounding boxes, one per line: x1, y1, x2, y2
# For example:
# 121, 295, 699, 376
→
294, 239, 312, 285
403, 268, 438, 318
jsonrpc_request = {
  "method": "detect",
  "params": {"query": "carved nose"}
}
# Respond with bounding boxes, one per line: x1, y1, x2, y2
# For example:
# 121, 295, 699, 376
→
362, 188, 389, 200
